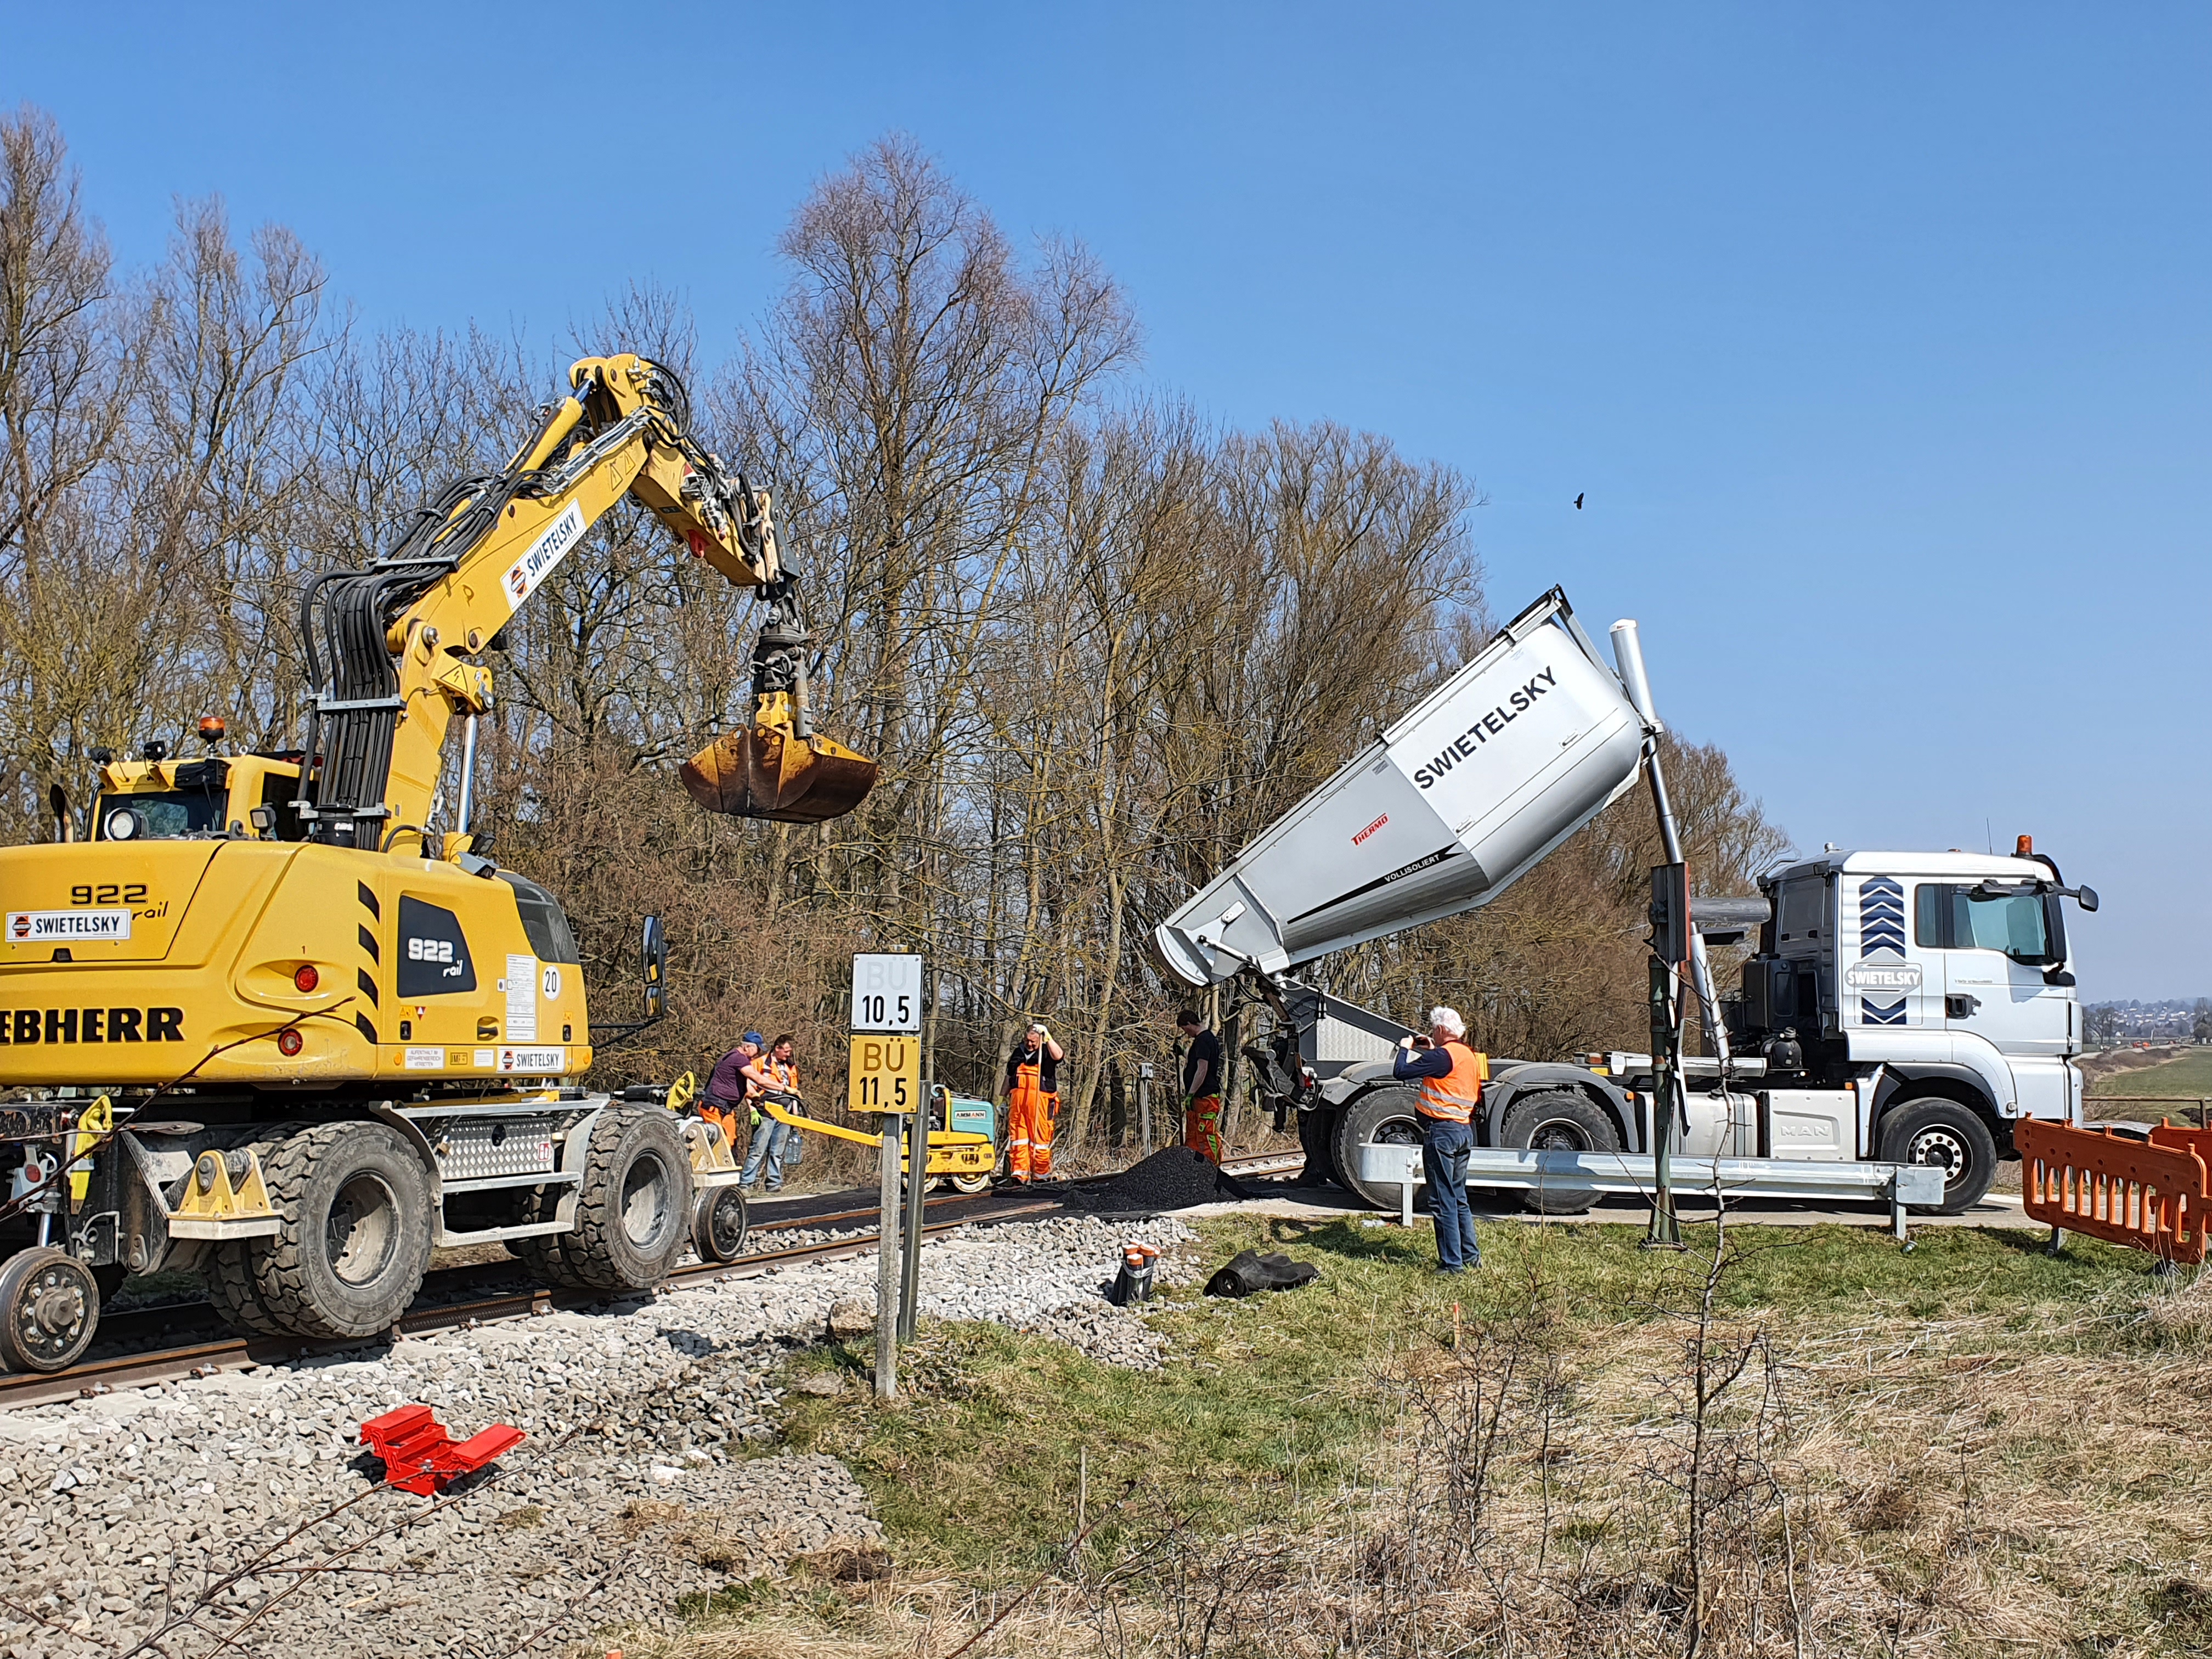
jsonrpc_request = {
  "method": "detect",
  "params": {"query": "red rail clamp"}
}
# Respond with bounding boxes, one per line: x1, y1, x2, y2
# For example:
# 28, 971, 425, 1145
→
358, 1404, 524, 1494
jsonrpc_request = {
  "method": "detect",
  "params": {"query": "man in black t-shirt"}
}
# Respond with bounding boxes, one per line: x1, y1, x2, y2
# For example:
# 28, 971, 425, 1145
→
1003, 1022, 1065, 1181
1176, 1008, 1224, 1163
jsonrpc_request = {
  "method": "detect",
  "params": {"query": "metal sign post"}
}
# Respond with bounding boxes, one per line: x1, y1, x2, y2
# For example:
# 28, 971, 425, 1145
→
874, 1115, 901, 1398
851, 955, 924, 1399
899, 1091, 926, 1342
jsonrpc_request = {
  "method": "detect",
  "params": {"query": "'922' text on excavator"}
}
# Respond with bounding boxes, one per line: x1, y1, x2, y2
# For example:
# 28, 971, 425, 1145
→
0, 354, 876, 1372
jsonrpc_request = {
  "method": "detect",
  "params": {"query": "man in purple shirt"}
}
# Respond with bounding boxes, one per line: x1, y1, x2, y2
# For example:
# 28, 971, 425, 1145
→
706, 1032, 765, 1122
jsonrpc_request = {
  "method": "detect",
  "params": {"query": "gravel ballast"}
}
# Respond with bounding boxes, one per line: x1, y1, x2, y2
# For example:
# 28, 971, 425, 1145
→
0, 1210, 1194, 1658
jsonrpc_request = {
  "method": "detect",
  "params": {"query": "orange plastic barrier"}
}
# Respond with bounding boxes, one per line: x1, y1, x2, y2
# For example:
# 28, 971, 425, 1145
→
2017, 1118, 2210, 1265
2149, 1119, 2212, 1166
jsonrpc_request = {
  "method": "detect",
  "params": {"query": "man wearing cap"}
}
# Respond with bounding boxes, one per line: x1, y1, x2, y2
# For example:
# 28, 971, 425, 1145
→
701, 1032, 763, 1151
1393, 1006, 1488, 1273
1002, 1022, 1065, 1182
718, 1030, 786, 1193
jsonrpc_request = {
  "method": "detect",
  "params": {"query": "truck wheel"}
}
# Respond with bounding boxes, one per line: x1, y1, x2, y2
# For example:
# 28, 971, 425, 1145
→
691, 1186, 751, 1263
0, 1248, 100, 1373
1881, 1098, 1997, 1215
557, 1107, 695, 1291
1500, 1090, 1622, 1216
949, 1171, 992, 1195
1333, 1086, 1426, 1211
249, 1123, 433, 1340
1299, 1105, 1342, 1188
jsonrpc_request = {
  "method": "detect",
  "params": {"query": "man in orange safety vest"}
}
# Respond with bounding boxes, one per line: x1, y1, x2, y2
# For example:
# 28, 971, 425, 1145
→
1003, 1022, 1064, 1181
1392, 1006, 1489, 1273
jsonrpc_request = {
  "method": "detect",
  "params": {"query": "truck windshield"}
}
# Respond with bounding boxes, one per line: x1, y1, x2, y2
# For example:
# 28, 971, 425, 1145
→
98, 790, 225, 839
1915, 883, 2052, 962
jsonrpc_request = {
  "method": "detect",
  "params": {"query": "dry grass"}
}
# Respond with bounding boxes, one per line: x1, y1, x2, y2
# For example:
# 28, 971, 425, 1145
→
597, 1215, 2212, 1658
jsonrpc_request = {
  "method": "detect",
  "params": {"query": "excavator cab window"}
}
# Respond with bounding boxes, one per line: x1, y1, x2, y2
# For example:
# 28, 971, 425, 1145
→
496, 872, 581, 964
95, 788, 225, 839
256, 772, 309, 842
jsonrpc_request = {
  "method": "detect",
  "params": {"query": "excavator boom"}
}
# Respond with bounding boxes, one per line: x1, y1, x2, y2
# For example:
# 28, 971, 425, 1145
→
297, 352, 874, 844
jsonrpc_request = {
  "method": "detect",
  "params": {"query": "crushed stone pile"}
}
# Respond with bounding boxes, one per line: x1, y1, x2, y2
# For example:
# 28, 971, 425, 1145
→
1064, 1146, 1254, 1213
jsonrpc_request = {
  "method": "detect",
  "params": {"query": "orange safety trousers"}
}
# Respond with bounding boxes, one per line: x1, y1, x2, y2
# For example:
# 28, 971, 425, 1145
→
699, 1102, 746, 1150
1007, 1063, 1057, 1180
1184, 1094, 1223, 1164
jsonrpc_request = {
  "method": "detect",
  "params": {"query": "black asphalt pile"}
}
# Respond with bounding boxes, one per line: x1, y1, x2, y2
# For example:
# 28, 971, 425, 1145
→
1065, 1147, 1255, 1213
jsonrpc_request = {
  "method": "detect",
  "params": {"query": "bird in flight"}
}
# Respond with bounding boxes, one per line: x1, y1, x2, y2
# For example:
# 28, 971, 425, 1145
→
1573, 493, 1585, 510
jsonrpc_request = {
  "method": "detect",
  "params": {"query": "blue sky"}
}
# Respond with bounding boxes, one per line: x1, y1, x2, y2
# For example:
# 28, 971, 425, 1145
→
5, 3, 2205, 997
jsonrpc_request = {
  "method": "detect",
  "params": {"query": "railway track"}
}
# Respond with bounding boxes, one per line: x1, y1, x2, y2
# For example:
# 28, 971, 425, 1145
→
2, 1150, 1306, 1409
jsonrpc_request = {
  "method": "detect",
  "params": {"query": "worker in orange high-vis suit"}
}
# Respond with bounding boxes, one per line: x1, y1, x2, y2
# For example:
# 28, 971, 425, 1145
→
1176, 1008, 1224, 1163
1393, 1006, 1489, 1273
1002, 1022, 1064, 1182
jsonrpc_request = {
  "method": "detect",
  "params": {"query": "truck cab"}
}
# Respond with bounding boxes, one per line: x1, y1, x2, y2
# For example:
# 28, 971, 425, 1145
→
1726, 844, 2096, 1195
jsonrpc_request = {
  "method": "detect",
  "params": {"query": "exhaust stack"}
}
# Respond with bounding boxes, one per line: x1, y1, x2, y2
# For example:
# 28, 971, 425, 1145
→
1608, 618, 1662, 733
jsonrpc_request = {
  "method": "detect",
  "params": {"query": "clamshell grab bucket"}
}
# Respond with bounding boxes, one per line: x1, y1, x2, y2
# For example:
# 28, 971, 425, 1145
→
681, 721, 878, 825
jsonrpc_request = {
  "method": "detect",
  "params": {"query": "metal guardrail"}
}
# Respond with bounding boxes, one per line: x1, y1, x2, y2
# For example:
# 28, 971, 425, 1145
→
1357, 1142, 1944, 1240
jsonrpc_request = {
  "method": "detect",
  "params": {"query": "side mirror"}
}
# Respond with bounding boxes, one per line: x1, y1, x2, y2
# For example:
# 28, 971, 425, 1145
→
640, 915, 668, 1022
48, 782, 72, 844
2075, 885, 2099, 913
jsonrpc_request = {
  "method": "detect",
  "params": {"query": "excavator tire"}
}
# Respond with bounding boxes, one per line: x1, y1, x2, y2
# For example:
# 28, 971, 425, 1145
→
509, 1185, 574, 1286
202, 1133, 289, 1336
531, 1107, 692, 1293
1333, 1086, 1426, 1212
245, 1122, 434, 1341
204, 1241, 284, 1336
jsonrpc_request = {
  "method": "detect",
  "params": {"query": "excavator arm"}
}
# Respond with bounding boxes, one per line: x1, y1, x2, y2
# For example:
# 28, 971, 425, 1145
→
296, 353, 875, 849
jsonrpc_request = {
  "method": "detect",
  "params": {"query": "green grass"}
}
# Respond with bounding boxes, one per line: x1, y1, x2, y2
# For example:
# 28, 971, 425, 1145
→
773, 1211, 2160, 1581
2090, 1047, 2212, 1110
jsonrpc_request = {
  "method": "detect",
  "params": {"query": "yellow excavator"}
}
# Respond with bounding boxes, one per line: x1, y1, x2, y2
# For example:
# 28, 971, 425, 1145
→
0, 354, 877, 1370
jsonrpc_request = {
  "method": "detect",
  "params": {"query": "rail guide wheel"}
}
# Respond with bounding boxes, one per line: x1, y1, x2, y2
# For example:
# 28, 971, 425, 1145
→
0, 1246, 101, 1374
692, 1185, 751, 1263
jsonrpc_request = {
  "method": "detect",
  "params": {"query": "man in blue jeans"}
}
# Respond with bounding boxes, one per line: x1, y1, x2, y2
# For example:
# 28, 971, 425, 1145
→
1392, 1006, 1489, 1273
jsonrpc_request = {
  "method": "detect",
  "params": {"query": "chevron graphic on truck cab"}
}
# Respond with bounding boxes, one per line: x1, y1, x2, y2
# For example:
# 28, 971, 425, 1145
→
1857, 877, 1909, 1024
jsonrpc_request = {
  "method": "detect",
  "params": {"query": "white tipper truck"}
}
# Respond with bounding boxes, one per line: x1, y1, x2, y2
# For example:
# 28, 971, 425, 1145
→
1153, 588, 2101, 1217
